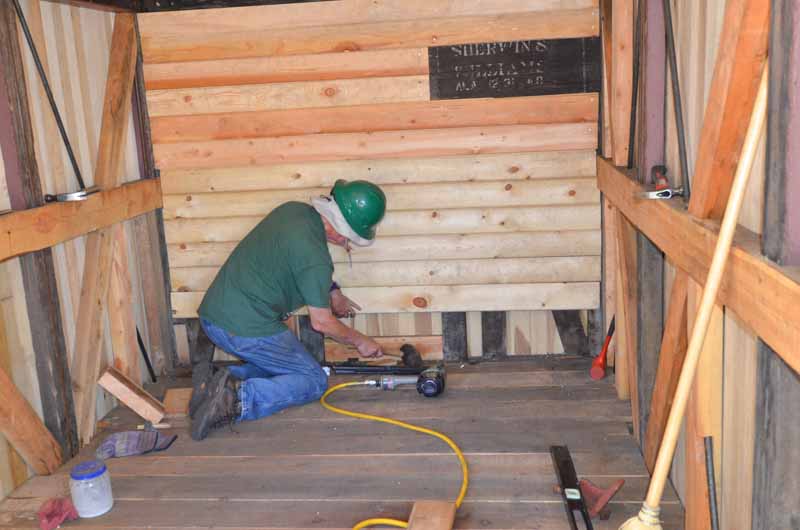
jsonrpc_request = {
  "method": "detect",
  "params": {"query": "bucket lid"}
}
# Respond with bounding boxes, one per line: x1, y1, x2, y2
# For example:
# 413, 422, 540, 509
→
70, 460, 107, 481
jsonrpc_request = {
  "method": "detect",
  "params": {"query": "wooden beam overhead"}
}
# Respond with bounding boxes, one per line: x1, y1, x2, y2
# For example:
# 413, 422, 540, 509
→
0, 179, 162, 264
597, 158, 800, 375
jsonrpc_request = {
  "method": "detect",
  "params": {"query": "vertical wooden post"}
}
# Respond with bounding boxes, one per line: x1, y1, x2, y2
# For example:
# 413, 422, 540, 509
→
752, 2, 800, 527
615, 211, 639, 438
602, 198, 618, 368
0, 1, 78, 458
131, 16, 177, 374
684, 283, 723, 530
611, 0, 634, 166
480, 311, 507, 359
441, 312, 467, 362
634, 0, 666, 445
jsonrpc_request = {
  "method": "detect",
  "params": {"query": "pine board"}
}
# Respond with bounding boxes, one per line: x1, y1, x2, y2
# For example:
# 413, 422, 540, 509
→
166, 231, 601, 267
171, 282, 600, 318
160, 150, 597, 194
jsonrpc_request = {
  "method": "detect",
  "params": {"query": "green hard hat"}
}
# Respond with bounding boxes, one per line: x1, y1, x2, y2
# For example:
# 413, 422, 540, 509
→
331, 179, 387, 241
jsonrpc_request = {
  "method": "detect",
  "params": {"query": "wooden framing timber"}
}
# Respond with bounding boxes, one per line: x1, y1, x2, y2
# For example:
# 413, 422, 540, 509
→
752, 3, 800, 526
640, 0, 769, 502
140, 9, 599, 63
132, 23, 178, 375
172, 282, 601, 318
0, 179, 161, 264
72, 12, 140, 444
597, 157, 800, 374
97, 366, 165, 424
407, 501, 456, 530
0, 365, 61, 475
0, 0, 79, 459
610, 0, 633, 166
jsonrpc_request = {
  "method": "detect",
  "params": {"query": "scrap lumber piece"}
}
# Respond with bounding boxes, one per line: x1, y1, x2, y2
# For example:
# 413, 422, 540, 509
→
325, 336, 443, 363
407, 501, 456, 530
72, 12, 139, 444
98, 366, 165, 424
0, 366, 62, 475
163, 388, 192, 417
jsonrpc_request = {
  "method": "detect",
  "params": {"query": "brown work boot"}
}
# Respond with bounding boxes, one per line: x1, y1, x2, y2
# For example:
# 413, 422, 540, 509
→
188, 361, 215, 418
191, 369, 241, 441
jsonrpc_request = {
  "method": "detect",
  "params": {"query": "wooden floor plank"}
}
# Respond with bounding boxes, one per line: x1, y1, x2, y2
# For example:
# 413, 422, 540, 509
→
0, 498, 684, 529
0, 358, 681, 529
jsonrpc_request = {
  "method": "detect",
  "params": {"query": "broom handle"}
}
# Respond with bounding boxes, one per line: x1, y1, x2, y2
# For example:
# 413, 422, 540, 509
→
644, 65, 768, 508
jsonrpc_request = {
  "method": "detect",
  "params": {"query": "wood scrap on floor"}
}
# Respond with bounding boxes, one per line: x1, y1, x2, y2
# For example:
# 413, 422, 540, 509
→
407, 501, 456, 530
97, 367, 165, 425
163, 388, 192, 418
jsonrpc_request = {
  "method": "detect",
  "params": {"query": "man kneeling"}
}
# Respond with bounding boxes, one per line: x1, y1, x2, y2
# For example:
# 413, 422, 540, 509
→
190, 180, 387, 441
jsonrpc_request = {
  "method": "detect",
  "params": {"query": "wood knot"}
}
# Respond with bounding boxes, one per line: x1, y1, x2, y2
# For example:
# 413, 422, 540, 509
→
431, 211, 438, 218
412, 297, 428, 308
179, 243, 187, 250
504, 183, 513, 191
508, 166, 520, 174
183, 95, 192, 103
334, 42, 361, 52
323, 87, 338, 97
568, 189, 577, 196
185, 195, 192, 202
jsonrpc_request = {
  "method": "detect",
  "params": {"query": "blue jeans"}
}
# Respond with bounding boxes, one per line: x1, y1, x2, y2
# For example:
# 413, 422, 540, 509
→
200, 319, 328, 422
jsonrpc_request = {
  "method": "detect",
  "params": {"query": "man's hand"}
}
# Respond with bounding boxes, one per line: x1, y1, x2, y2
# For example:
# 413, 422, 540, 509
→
357, 337, 383, 358
330, 289, 362, 318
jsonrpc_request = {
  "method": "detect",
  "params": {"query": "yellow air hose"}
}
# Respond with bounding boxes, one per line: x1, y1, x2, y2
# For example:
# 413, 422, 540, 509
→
320, 381, 469, 530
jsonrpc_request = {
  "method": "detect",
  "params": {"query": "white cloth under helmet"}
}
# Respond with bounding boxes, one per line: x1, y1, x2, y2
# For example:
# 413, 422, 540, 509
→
311, 196, 373, 247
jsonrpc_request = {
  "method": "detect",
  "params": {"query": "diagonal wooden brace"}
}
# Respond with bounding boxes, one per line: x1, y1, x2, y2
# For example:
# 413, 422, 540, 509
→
641, 0, 769, 476
71, 12, 139, 444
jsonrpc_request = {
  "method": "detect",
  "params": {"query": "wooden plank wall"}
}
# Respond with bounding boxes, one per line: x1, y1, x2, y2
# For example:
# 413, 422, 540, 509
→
661, 2, 765, 527
140, 0, 602, 357
0, 141, 42, 499
0, 0, 154, 500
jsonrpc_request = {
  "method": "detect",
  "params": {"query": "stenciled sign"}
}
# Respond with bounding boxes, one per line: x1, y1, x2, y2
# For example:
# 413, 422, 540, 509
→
428, 37, 601, 100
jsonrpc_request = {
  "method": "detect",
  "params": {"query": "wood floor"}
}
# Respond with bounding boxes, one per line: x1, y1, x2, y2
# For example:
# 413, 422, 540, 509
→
0, 356, 683, 529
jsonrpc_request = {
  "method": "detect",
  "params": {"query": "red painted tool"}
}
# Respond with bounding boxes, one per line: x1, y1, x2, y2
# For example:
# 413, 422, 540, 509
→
590, 317, 615, 380
580, 478, 626, 519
